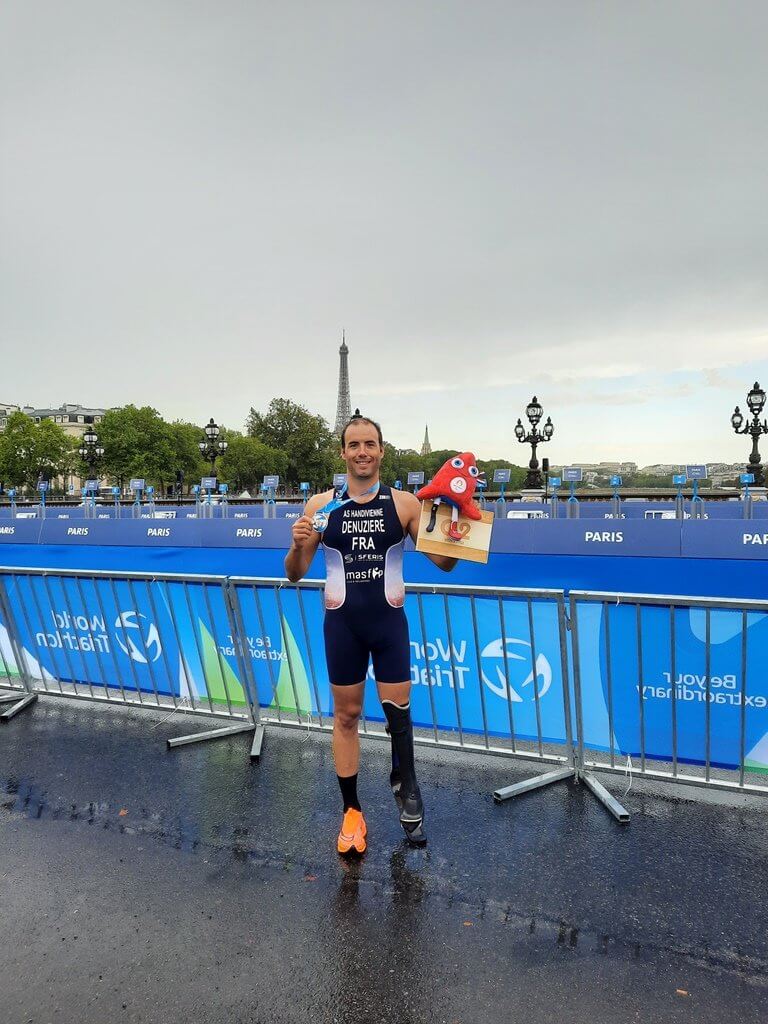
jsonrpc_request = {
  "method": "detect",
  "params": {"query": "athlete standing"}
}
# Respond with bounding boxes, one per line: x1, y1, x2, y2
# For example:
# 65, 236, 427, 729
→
285, 416, 457, 854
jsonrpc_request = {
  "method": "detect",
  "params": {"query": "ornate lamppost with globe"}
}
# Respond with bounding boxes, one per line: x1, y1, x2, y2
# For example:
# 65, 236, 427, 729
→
199, 418, 228, 477
731, 382, 767, 487
514, 396, 554, 490
78, 426, 105, 513
78, 426, 105, 479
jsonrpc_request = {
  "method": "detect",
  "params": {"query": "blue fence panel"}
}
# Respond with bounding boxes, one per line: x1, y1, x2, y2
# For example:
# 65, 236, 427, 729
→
573, 596, 768, 774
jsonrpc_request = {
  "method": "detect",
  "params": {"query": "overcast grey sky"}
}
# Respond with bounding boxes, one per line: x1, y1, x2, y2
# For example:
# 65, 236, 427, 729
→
1, 1, 767, 465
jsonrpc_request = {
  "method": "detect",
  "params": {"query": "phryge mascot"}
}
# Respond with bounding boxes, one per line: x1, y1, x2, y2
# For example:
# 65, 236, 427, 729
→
416, 453, 484, 542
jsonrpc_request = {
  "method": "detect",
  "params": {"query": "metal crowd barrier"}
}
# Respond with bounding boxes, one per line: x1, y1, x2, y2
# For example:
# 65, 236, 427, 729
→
225, 577, 574, 769
0, 579, 29, 713
1, 567, 767, 823
570, 590, 768, 800
0, 568, 577, 781
0, 568, 256, 743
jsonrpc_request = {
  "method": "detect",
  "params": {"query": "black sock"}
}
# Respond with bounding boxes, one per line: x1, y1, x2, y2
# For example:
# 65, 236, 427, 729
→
382, 700, 418, 797
338, 773, 361, 812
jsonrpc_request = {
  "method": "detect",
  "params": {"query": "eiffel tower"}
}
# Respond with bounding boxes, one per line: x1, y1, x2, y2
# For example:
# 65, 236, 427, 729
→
334, 330, 351, 435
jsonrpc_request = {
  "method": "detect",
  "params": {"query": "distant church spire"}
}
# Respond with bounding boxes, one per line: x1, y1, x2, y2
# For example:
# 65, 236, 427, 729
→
420, 424, 432, 457
334, 330, 352, 436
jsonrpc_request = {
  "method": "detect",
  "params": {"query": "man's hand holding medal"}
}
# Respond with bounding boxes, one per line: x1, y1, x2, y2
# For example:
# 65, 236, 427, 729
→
290, 513, 316, 550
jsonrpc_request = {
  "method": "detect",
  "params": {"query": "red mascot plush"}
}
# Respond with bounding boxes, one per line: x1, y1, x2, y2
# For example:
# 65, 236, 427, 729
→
416, 453, 484, 541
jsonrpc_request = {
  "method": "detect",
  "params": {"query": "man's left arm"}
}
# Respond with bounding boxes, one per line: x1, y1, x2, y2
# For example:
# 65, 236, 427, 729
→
398, 490, 458, 572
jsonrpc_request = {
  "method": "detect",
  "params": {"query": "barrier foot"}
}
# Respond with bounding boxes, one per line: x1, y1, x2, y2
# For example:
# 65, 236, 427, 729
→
0, 693, 38, 722
167, 722, 255, 749
580, 771, 630, 824
0, 692, 26, 704
493, 767, 575, 803
250, 725, 265, 763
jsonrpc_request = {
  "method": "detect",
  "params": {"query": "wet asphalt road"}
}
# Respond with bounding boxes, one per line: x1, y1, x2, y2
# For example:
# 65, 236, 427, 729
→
1, 698, 767, 1024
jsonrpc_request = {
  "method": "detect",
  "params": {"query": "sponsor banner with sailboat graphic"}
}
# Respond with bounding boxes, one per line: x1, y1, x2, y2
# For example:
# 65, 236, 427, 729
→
1, 571, 766, 775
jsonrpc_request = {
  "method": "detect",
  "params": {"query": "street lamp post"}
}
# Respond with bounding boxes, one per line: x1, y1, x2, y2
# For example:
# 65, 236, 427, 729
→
78, 426, 105, 480
198, 418, 228, 477
78, 426, 105, 516
731, 382, 767, 487
514, 396, 554, 490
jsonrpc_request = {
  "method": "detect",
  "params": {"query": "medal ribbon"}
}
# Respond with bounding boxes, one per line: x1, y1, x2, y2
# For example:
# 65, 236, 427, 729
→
313, 481, 380, 530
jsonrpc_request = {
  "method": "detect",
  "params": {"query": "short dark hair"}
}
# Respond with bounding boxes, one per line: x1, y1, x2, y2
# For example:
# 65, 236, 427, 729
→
341, 412, 383, 448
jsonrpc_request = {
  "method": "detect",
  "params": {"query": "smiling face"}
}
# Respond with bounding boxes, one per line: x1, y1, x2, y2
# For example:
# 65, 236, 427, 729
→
341, 420, 384, 488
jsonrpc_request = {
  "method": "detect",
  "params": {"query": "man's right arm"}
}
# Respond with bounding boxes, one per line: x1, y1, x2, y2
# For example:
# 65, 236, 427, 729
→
284, 493, 327, 583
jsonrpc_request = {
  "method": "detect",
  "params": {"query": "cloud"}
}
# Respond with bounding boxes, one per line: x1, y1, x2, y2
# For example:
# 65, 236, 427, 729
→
0, 1, 766, 471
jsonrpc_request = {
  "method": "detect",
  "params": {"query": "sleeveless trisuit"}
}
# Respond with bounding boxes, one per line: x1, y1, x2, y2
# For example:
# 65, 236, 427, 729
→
321, 485, 410, 686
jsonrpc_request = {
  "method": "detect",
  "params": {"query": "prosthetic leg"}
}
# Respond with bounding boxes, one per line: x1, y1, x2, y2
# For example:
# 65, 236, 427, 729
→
383, 699, 426, 846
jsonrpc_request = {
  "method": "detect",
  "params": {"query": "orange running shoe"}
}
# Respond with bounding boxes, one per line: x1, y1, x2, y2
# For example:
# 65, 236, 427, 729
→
337, 808, 367, 856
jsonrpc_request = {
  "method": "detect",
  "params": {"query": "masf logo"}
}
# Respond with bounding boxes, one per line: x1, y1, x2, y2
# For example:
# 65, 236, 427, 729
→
113, 611, 162, 664
480, 638, 552, 703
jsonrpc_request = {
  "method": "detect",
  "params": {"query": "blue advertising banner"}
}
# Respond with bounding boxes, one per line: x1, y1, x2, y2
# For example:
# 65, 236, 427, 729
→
2, 566, 767, 775
228, 583, 570, 745
197, 520, 293, 549
573, 598, 768, 774
0, 570, 568, 749
273, 505, 305, 520
0, 520, 44, 543
531, 519, 681, 557
0, 572, 248, 708
37, 519, 203, 548
681, 520, 768, 560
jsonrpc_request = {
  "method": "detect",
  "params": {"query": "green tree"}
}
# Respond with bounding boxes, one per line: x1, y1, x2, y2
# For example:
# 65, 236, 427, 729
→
477, 458, 527, 491
623, 472, 705, 490
379, 442, 401, 484
167, 421, 208, 492
98, 406, 175, 490
247, 398, 337, 488
219, 436, 288, 492
0, 412, 73, 488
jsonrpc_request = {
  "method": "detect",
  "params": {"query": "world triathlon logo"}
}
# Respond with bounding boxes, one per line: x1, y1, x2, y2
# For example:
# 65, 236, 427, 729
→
113, 611, 162, 664
480, 638, 552, 703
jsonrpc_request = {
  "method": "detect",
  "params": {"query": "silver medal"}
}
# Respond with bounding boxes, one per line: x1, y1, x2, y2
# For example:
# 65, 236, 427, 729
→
312, 511, 329, 532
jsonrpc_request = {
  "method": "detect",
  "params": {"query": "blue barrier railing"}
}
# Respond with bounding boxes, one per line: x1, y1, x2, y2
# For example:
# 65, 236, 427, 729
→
1, 568, 768, 824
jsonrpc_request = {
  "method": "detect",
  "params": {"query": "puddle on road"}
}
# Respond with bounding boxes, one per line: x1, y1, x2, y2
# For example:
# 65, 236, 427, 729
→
1, 773, 765, 988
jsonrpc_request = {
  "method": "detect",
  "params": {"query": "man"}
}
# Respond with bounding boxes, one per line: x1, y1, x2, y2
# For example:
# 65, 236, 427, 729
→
285, 415, 457, 854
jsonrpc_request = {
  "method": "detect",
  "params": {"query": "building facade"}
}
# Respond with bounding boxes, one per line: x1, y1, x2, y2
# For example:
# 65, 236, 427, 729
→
21, 403, 107, 437
0, 403, 20, 429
